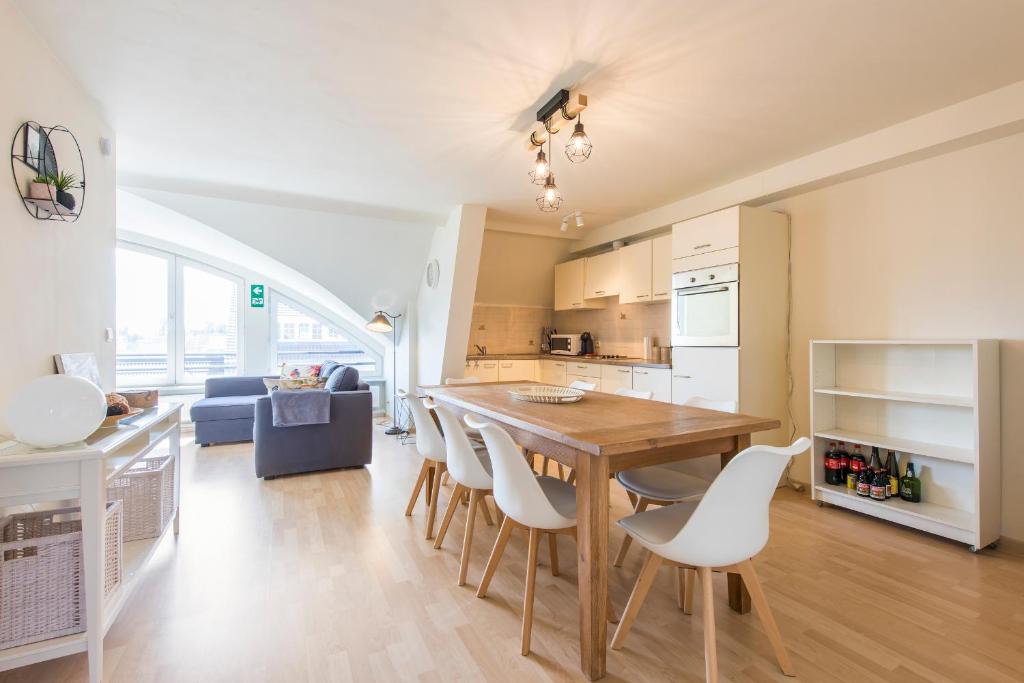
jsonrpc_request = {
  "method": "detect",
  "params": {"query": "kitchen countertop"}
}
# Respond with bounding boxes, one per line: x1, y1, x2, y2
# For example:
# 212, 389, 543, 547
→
465, 353, 671, 370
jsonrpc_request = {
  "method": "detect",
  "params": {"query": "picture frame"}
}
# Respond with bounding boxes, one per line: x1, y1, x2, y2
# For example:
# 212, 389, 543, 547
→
54, 352, 102, 388
22, 122, 58, 175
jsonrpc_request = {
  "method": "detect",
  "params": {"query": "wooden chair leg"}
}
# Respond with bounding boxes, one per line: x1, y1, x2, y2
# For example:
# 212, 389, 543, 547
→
698, 566, 718, 683
479, 495, 495, 526
442, 471, 450, 486
491, 497, 505, 526
556, 463, 565, 479
433, 483, 465, 549
477, 517, 515, 598
425, 464, 435, 507
405, 460, 431, 516
541, 456, 550, 476
676, 567, 686, 609
458, 490, 481, 586
548, 533, 559, 577
613, 498, 649, 567
737, 560, 795, 676
626, 491, 638, 509
566, 469, 576, 485
521, 528, 542, 656
683, 568, 695, 615
610, 550, 662, 650
425, 462, 445, 540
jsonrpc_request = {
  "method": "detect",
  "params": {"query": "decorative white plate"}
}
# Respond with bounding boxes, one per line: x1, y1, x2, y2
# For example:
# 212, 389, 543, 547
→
508, 386, 585, 404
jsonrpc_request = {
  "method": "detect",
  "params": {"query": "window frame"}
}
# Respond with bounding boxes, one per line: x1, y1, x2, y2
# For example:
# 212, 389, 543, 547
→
268, 290, 383, 379
116, 241, 245, 389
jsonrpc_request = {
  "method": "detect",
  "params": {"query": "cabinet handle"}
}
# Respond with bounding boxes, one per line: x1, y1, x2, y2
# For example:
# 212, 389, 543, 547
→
673, 375, 691, 379
654, 292, 668, 296
571, 302, 581, 307
576, 365, 587, 369
636, 370, 648, 375
500, 363, 512, 368
693, 243, 712, 250
618, 369, 630, 373
595, 290, 605, 295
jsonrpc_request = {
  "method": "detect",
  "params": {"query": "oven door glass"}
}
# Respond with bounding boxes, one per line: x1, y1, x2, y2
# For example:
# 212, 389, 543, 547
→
672, 283, 738, 346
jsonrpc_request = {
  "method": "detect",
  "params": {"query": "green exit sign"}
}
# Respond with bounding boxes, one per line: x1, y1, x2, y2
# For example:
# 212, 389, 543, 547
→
250, 284, 265, 308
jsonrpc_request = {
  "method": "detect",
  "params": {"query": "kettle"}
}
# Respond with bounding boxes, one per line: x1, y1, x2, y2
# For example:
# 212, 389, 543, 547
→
580, 331, 594, 355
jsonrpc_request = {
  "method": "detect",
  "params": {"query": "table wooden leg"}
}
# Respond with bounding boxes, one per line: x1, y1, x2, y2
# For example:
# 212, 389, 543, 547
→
80, 458, 105, 683
575, 453, 609, 680
722, 433, 752, 614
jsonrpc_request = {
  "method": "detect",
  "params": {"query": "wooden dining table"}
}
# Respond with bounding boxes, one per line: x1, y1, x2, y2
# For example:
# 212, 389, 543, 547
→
421, 381, 781, 681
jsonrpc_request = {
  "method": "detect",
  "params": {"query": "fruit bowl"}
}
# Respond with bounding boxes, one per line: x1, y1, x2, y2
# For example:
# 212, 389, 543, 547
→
508, 385, 585, 404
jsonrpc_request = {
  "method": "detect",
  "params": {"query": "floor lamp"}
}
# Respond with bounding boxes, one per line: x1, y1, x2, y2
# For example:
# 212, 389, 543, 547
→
365, 310, 404, 435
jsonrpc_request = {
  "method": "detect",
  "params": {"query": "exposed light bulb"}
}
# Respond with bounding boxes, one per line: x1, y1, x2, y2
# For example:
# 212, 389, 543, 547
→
565, 119, 592, 163
575, 212, 585, 228
536, 172, 561, 212
545, 186, 556, 202
529, 148, 549, 185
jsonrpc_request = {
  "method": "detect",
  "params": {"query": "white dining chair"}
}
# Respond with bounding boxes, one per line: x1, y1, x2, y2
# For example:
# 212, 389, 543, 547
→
399, 389, 450, 539
427, 399, 500, 585
466, 413, 619, 656
445, 377, 481, 385
613, 397, 738, 575
611, 438, 810, 682
614, 387, 653, 400
568, 379, 597, 391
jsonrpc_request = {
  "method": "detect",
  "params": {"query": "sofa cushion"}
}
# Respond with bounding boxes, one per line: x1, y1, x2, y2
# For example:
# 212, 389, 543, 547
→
319, 360, 341, 380
325, 365, 360, 392
190, 395, 262, 422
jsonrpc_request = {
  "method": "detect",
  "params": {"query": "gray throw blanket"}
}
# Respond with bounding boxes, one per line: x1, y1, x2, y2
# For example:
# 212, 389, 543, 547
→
270, 389, 331, 427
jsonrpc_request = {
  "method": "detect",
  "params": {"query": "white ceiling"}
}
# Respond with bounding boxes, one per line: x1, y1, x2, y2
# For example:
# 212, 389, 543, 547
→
16, 0, 1024, 231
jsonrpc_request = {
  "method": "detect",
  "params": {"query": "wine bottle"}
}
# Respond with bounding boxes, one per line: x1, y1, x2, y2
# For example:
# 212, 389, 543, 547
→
899, 462, 922, 503
885, 451, 900, 498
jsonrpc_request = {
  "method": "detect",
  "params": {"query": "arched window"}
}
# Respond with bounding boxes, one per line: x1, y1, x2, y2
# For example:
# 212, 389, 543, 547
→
270, 292, 380, 376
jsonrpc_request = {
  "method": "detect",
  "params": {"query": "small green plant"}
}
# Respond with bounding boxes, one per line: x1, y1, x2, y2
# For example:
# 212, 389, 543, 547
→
47, 170, 78, 192
31, 174, 53, 185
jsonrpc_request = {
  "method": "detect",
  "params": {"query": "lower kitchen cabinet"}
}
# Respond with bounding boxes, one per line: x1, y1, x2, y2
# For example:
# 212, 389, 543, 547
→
539, 359, 567, 385
497, 359, 538, 381
600, 364, 633, 394
670, 347, 739, 405
566, 373, 601, 391
632, 366, 672, 402
464, 359, 499, 382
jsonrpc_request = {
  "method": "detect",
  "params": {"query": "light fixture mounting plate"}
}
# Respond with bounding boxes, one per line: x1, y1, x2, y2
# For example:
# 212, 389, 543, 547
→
536, 89, 570, 123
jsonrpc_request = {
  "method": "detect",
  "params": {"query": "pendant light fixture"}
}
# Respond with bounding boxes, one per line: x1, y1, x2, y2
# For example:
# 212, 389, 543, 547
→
536, 138, 561, 212
565, 112, 592, 163
529, 147, 549, 185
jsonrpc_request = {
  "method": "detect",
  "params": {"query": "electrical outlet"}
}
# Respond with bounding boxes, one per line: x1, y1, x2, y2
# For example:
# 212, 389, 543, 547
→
104, 327, 114, 342
619, 313, 626, 320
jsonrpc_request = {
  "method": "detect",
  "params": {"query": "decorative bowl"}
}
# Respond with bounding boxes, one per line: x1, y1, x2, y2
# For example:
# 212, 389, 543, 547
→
508, 385, 585, 404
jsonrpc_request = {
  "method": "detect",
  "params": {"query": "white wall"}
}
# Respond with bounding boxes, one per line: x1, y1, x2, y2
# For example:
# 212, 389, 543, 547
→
768, 131, 1024, 541
474, 230, 572, 307
415, 205, 486, 387
122, 187, 435, 321
0, 2, 116, 433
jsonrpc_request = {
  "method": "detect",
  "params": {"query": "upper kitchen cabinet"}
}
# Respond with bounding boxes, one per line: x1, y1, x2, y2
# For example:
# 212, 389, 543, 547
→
583, 250, 620, 299
672, 206, 741, 270
618, 240, 652, 304
651, 234, 672, 301
554, 258, 607, 311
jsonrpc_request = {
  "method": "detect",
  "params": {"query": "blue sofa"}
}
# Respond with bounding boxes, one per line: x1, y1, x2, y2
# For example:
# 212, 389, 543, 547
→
191, 376, 272, 446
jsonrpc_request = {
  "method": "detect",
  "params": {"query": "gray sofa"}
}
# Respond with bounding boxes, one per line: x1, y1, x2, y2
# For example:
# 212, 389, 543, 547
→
190, 373, 373, 479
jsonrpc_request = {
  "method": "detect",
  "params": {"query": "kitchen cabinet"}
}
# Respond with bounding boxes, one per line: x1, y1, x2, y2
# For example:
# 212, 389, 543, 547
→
539, 359, 567, 386
600, 364, 633, 394
633, 366, 672, 402
618, 241, 652, 304
671, 347, 739, 406
652, 234, 672, 301
583, 250, 620, 299
464, 359, 499, 383
565, 361, 601, 378
554, 259, 607, 311
497, 359, 537, 382
672, 206, 739, 261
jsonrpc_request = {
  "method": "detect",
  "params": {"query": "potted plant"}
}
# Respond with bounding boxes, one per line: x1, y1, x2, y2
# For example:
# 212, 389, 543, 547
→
28, 174, 55, 200
49, 170, 78, 211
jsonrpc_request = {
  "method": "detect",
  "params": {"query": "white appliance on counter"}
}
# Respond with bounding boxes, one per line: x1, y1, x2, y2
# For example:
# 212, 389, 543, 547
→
670, 205, 790, 452
549, 333, 583, 355
671, 263, 739, 347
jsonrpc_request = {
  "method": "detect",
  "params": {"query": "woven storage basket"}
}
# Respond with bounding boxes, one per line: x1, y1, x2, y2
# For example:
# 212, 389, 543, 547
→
0, 502, 123, 650
107, 454, 175, 542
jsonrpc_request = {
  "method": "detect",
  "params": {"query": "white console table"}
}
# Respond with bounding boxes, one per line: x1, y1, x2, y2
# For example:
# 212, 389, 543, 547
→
0, 402, 182, 682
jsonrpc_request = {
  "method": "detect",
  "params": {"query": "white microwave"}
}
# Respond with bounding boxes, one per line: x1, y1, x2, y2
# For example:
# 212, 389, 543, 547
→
549, 334, 583, 355
671, 263, 739, 347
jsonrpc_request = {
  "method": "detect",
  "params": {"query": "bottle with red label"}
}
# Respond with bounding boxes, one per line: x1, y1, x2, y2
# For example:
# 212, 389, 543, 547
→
837, 442, 850, 482
846, 443, 865, 489
823, 441, 843, 485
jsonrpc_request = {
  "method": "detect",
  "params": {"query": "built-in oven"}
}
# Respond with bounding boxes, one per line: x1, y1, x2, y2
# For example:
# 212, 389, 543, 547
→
549, 333, 583, 355
671, 263, 739, 347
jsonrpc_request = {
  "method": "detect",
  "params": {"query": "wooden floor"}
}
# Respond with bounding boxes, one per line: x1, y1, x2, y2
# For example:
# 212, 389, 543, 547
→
5, 425, 1024, 682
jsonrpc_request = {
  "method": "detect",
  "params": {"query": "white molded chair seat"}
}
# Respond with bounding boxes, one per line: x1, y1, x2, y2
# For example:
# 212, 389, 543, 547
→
614, 387, 653, 400
616, 499, 700, 547
568, 380, 597, 391
615, 468, 709, 503
536, 476, 577, 519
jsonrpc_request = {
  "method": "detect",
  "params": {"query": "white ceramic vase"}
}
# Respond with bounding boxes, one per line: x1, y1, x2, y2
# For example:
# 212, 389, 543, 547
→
6, 375, 107, 448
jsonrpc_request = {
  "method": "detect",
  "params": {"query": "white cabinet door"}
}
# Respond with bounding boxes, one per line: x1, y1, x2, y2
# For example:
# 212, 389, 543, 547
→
539, 359, 567, 386
471, 360, 500, 383
566, 374, 601, 392
618, 241, 652, 304
554, 259, 583, 310
632, 367, 672, 402
672, 207, 739, 260
584, 250, 620, 299
498, 360, 537, 381
651, 234, 672, 301
566, 361, 601, 378
600, 364, 633, 394
671, 347, 738, 405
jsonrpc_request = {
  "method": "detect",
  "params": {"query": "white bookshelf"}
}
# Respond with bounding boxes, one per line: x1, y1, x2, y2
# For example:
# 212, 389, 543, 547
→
809, 340, 1000, 550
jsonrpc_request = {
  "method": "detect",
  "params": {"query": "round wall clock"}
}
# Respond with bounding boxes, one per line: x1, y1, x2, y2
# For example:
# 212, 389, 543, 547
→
426, 258, 440, 288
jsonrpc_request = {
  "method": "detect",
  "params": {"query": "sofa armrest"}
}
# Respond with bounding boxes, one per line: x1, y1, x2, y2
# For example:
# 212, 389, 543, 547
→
205, 375, 273, 398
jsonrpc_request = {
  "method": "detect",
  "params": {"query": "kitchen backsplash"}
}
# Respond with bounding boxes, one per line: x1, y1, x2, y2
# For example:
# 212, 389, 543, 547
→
467, 305, 553, 354
553, 299, 671, 357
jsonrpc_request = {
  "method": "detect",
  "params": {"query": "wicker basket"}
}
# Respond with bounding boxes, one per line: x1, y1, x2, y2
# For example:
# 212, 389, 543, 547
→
0, 502, 123, 650
107, 454, 175, 542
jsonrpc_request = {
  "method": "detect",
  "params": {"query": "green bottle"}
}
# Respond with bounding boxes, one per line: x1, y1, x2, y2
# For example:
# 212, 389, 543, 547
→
899, 462, 922, 503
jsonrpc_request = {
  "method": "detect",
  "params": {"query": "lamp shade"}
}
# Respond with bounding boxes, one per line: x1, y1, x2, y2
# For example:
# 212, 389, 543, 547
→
6, 375, 106, 448
365, 312, 393, 333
